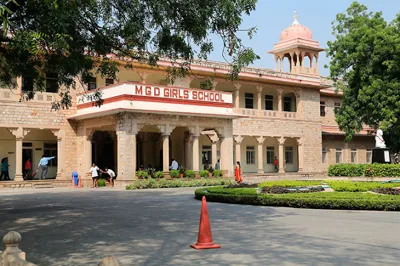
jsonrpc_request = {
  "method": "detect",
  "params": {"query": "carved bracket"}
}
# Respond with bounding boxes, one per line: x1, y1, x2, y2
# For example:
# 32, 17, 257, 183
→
256, 136, 265, 145
234, 135, 244, 144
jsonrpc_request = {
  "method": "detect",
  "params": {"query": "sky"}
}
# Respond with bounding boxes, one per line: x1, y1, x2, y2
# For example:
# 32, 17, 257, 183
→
205, 0, 399, 76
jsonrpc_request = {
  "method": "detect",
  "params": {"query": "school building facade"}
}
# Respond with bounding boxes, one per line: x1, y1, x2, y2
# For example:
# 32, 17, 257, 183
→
0, 16, 374, 183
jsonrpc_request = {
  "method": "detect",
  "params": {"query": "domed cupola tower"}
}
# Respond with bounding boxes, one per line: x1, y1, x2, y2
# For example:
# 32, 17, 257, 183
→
268, 10, 324, 75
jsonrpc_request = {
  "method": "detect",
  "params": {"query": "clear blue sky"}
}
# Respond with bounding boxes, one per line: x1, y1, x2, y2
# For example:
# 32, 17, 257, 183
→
206, 0, 399, 76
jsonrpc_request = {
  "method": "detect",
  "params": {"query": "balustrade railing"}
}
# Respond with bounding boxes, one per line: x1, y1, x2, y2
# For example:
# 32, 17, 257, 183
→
236, 108, 298, 120
0, 89, 56, 104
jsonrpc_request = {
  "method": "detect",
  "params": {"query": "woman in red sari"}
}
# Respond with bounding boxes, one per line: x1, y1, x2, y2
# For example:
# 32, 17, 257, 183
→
235, 161, 243, 184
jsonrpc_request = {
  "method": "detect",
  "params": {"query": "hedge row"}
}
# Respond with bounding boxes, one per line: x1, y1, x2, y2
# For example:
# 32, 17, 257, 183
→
195, 187, 400, 211
328, 164, 400, 177
126, 178, 235, 190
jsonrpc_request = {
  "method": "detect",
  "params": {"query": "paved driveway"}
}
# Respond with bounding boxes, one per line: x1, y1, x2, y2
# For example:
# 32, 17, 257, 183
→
0, 188, 399, 266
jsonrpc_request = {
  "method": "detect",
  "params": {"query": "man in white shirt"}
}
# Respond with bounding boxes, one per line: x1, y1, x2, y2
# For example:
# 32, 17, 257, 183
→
169, 159, 179, 170
103, 167, 116, 187
89, 163, 100, 188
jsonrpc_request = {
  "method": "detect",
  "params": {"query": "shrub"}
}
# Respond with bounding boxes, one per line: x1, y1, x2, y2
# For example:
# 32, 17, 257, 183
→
213, 169, 222, 177
195, 188, 400, 211
326, 180, 400, 192
98, 179, 106, 187
170, 170, 180, 178
199, 170, 210, 178
259, 180, 323, 188
137, 171, 148, 179
185, 170, 195, 178
126, 178, 236, 190
328, 163, 400, 177
153, 171, 164, 179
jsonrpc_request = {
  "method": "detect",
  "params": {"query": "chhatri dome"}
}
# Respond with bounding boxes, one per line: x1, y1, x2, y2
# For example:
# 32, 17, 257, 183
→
280, 10, 313, 41
268, 10, 324, 76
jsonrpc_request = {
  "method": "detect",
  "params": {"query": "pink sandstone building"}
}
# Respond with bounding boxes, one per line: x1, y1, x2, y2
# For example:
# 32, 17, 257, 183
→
0, 15, 374, 184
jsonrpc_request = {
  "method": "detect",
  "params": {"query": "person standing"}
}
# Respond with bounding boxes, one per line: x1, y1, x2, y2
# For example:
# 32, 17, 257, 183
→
169, 159, 178, 170
89, 163, 100, 188
273, 156, 279, 172
38, 155, 55, 180
215, 159, 220, 170
235, 161, 243, 184
24, 158, 32, 179
0, 157, 10, 181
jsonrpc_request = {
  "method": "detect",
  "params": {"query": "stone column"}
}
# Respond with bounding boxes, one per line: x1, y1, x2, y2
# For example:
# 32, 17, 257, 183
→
297, 138, 304, 172
315, 55, 319, 74
192, 135, 200, 173
274, 56, 278, 71
84, 130, 93, 176
184, 135, 193, 169
211, 140, 218, 168
280, 55, 284, 72
234, 83, 241, 109
132, 134, 137, 179
277, 89, 283, 112
162, 134, 170, 173
257, 136, 265, 174
51, 129, 65, 179
9, 127, 29, 181
116, 131, 136, 180
256, 86, 263, 112
234, 136, 243, 164
290, 52, 294, 73
212, 80, 218, 91
277, 137, 286, 173
310, 54, 314, 69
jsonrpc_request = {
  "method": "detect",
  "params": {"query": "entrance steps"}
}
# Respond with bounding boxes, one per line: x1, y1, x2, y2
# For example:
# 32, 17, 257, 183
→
0, 179, 70, 189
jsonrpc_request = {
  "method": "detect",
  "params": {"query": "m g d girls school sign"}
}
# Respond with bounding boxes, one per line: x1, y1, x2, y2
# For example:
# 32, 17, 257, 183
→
132, 84, 230, 103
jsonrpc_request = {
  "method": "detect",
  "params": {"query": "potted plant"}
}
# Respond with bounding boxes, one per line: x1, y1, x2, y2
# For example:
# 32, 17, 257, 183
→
184, 170, 195, 179
170, 170, 180, 179
179, 165, 185, 178
137, 171, 148, 179
154, 171, 164, 179
200, 170, 209, 178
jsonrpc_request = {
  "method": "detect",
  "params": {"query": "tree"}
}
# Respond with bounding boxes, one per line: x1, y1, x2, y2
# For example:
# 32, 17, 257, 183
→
326, 1, 400, 151
0, 0, 259, 109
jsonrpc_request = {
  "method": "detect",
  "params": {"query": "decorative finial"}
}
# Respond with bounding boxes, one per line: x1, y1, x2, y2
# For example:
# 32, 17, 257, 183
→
293, 9, 300, 25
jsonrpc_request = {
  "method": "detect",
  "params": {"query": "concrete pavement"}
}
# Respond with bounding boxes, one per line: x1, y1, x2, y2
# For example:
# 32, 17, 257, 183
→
0, 187, 399, 266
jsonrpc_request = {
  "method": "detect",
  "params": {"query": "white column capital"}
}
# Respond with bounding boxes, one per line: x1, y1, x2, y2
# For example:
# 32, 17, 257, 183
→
296, 137, 304, 146
234, 83, 241, 91
256, 136, 265, 145
234, 135, 243, 144
276, 136, 286, 145
256, 85, 263, 93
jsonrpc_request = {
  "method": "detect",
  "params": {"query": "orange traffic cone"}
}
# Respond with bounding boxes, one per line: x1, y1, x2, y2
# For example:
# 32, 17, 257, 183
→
78, 176, 82, 188
190, 196, 221, 250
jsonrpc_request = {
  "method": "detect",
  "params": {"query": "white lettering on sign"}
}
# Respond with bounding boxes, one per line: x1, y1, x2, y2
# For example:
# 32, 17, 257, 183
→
134, 85, 225, 103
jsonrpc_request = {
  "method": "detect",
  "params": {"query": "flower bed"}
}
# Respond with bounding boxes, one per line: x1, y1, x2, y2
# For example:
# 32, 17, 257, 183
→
194, 180, 400, 211
126, 178, 235, 190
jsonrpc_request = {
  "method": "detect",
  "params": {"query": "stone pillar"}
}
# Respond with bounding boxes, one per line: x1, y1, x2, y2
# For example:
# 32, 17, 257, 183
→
297, 138, 304, 172
162, 134, 170, 173
277, 137, 286, 173
132, 134, 137, 179
192, 135, 200, 173
277, 89, 283, 112
8, 127, 29, 181
256, 86, 262, 111
84, 130, 93, 176
2, 231, 27, 261
211, 140, 218, 168
51, 129, 65, 179
315, 55, 319, 74
290, 52, 294, 73
234, 136, 243, 164
257, 136, 265, 174
220, 136, 234, 177
184, 135, 193, 169
234, 83, 241, 109
212, 80, 218, 91
275, 56, 278, 71
310, 54, 314, 69
280, 55, 284, 72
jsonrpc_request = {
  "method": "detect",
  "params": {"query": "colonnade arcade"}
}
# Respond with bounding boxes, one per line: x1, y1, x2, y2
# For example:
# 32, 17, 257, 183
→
80, 113, 234, 180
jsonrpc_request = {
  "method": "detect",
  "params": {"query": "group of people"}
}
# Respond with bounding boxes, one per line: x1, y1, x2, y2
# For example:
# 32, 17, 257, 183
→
89, 163, 116, 188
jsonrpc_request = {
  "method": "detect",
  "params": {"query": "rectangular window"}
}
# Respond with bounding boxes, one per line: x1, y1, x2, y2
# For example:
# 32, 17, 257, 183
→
246, 146, 255, 164
322, 147, 328, 163
336, 148, 342, 163
351, 149, 357, 163
22, 76, 34, 91
285, 147, 293, 164
366, 149, 372, 163
245, 93, 254, 109
43, 143, 57, 167
88, 77, 97, 90
266, 146, 274, 164
283, 96, 292, 112
265, 95, 273, 110
334, 102, 341, 113
105, 78, 114, 86
320, 101, 326, 117
45, 73, 58, 93
23, 142, 33, 147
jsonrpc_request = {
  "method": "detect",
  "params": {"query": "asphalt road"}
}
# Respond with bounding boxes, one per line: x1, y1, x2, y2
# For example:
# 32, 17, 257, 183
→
0, 187, 399, 266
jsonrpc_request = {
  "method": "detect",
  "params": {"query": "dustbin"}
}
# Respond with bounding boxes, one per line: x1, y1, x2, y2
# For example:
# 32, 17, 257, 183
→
72, 171, 79, 186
